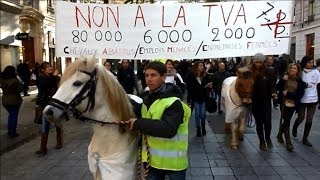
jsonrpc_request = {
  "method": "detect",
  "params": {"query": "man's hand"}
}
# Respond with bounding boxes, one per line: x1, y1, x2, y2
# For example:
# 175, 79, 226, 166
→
126, 118, 137, 130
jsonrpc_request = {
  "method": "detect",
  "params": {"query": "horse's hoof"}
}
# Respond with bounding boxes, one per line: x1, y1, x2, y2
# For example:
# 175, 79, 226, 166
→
231, 145, 238, 150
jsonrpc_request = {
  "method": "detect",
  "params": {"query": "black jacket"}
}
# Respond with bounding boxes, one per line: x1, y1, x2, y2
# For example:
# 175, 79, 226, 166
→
37, 73, 59, 107
252, 68, 276, 105
212, 70, 231, 94
185, 72, 212, 103
133, 83, 184, 138
276, 77, 307, 111
117, 68, 135, 94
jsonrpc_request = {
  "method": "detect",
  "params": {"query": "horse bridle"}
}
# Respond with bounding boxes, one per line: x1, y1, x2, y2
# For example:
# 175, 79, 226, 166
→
48, 69, 118, 125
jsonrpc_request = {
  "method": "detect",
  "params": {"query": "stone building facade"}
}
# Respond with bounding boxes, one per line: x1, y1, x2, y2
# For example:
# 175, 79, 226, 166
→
291, 0, 320, 62
0, 0, 55, 71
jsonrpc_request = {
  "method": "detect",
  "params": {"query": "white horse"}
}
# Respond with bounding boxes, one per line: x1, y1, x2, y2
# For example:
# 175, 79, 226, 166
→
221, 67, 254, 149
43, 57, 140, 180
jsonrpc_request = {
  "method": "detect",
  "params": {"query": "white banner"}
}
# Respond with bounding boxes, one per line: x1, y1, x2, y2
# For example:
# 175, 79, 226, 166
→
56, 1, 294, 59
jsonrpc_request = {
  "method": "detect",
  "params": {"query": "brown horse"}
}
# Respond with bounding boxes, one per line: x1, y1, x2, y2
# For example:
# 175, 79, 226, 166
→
221, 67, 254, 149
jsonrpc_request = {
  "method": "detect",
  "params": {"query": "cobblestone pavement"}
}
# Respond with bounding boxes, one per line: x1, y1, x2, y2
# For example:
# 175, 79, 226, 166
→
1, 104, 320, 179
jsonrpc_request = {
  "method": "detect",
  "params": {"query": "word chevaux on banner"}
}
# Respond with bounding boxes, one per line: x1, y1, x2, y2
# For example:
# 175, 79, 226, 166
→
56, 1, 294, 59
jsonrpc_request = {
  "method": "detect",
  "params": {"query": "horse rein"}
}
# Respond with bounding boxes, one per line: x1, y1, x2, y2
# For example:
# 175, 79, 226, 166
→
48, 68, 150, 179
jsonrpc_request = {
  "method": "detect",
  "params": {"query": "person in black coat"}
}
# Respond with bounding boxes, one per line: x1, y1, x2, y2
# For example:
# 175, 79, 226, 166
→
185, 61, 213, 137
276, 63, 306, 151
17, 60, 31, 96
117, 59, 135, 94
212, 62, 231, 114
251, 53, 277, 151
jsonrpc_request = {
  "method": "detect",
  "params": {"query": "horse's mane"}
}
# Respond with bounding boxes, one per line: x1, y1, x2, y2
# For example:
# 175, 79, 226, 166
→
60, 57, 135, 122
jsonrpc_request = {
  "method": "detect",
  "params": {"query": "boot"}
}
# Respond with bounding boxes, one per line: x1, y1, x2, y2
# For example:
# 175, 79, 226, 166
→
266, 139, 273, 149
283, 127, 294, 152
196, 127, 202, 137
302, 123, 312, 147
35, 133, 48, 155
55, 127, 63, 149
260, 142, 268, 151
277, 127, 284, 144
292, 121, 299, 137
201, 122, 206, 136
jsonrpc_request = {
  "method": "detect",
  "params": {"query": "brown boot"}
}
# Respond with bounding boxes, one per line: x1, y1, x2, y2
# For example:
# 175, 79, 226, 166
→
55, 127, 63, 149
302, 123, 312, 147
283, 127, 294, 152
35, 133, 48, 155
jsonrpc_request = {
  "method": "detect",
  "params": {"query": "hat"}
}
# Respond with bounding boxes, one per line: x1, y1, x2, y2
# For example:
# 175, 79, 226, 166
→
300, 55, 313, 69
253, 53, 265, 63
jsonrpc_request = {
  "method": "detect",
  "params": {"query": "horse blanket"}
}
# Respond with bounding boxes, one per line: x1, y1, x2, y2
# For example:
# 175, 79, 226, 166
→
88, 138, 139, 180
221, 77, 245, 123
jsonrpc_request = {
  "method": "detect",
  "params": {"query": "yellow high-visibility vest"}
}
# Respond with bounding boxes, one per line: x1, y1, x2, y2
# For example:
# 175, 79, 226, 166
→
141, 97, 191, 170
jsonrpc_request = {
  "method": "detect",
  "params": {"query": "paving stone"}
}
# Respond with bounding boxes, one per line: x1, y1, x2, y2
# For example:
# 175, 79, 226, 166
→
309, 161, 320, 166
189, 146, 206, 153
295, 166, 320, 175
224, 152, 245, 160
190, 168, 212, 176
228, 159, 250, 167
274, 166, 299, 175
303, 175, 320, 180
45, 166, 68, 176
213, 175, 236, 180
211, 167, 234, 176
280, 174, 306, 180
248, 160, 270, 167
190, 176, 214, 180
213, 160, 229, 167
258, 175, 282, 180
75, 159, 89, 167
189, 153, 208, 160
190, 159, 210, 167
287, 159, 310, 167
57, 159, 80, 167
231, 167, 255, 176
252, 167, 277, 175
267, 159, 290, 166
206, 152, 226, 160
236, 175, 259, 180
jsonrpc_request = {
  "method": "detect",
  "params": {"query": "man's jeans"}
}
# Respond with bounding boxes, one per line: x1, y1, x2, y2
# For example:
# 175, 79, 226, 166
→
4, 104, 21, 135
147, 166, 186, 180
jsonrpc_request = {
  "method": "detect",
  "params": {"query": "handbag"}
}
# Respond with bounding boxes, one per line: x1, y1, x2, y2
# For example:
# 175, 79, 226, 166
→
205, 91, 217, 113
34, 106, 43, 124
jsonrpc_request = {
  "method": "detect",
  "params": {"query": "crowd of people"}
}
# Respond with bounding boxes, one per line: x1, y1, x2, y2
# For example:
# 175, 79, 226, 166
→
1, 54, 320, 179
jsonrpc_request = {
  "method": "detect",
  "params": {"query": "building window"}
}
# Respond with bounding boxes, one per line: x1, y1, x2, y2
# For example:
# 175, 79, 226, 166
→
290, 37, 296, 62
309, 0, 314, 16
47, 0, 52, 7
306, 33, 314, 58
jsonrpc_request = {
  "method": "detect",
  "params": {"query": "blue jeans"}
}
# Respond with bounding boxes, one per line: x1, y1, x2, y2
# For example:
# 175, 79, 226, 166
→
4, 104, 21, 135
147, 166, 186, 180
193, 101, 206, 128
41, 115, 51, 134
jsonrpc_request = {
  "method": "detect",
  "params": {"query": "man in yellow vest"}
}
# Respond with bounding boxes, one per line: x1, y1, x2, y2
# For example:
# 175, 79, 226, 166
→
127, 61, 191, 180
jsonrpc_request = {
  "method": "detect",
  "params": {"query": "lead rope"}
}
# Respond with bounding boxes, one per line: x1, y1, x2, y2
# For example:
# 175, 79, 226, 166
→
137, 134, 150, 180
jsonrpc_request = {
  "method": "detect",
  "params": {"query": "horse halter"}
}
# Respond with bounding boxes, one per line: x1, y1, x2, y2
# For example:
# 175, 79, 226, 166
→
49, 69, 104, 124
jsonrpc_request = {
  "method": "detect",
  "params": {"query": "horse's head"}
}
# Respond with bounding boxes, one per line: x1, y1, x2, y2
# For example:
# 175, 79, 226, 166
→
235, 67, 254, 107
43, 56, 135, 125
